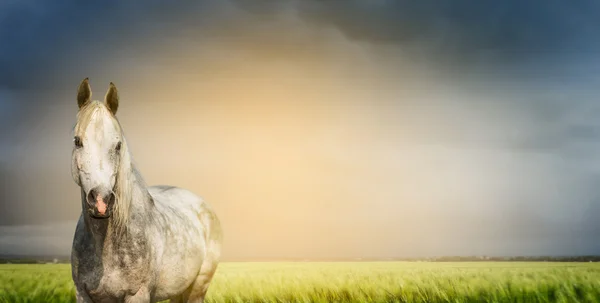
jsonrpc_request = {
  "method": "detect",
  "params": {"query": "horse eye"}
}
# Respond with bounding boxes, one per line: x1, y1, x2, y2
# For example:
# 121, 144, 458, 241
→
74, 136, 83, 148
115, 141, 122, 152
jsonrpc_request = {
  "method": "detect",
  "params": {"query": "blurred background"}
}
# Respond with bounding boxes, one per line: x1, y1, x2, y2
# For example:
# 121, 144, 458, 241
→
1, 1, 600, 260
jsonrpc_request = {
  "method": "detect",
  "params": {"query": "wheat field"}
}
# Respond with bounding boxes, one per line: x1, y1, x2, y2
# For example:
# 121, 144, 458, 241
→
1, 262, 600, 302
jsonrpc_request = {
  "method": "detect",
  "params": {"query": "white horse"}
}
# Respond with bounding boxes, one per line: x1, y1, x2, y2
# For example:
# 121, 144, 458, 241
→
70, 78, 222, 303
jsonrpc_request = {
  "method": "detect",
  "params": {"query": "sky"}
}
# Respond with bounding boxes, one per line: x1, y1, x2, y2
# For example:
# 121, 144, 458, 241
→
1, 0, 600, 259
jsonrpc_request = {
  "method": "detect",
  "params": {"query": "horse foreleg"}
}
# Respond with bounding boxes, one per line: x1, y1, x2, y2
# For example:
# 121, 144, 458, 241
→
125, 287, 151, 303
75, 288, 93, 303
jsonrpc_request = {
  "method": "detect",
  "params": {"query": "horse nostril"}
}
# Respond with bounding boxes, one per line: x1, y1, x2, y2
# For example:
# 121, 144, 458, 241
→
107, 192, 116, 205
87, 189, 97, 206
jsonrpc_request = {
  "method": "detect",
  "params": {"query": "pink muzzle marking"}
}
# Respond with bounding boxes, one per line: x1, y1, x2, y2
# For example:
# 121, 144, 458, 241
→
96, 195, 107, 215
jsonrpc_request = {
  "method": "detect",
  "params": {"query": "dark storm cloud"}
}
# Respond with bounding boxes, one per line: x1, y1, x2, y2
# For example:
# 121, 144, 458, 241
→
0, 0, 224, 92
291, 1, 600, 68
0, 164, 14, 223
3, 0, 600, 92
0, 221, 75, 256
228, 0, 600, 82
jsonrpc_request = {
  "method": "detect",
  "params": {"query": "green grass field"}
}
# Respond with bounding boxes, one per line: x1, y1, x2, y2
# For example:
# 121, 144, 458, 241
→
1, 262, 600, 302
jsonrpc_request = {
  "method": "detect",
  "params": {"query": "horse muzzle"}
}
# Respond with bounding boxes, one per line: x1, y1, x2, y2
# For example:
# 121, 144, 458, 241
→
86, 187, 116, 219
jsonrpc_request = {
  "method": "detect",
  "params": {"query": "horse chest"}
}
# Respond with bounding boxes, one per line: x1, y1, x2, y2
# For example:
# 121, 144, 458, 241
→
80, 259, 151, 301
75, 242, 153, 299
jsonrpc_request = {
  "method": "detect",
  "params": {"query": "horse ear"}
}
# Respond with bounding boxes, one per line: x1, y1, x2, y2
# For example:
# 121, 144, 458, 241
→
105, 82, 119, 115
77, 78, 92, 109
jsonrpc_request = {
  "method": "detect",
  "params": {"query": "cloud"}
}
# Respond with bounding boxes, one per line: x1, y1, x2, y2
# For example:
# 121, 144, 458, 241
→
0, 0, 232, 91
292, 1, 600, 55
0, 221, 77, 256
4, 0, 600, 93
2, 0, 600, 258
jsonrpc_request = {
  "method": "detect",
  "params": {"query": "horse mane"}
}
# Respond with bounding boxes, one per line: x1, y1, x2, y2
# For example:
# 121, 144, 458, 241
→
74, 101, 146, 235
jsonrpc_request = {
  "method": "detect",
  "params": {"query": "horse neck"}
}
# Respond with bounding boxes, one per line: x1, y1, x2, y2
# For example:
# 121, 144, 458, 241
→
123, 164, 154, 220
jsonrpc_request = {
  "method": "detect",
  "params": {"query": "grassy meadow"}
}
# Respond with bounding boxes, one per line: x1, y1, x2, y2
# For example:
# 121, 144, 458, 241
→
1, 262, 600, 302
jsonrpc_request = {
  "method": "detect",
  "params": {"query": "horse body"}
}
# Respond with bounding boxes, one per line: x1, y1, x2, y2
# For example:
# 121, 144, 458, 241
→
70, 79, 222, 303
149, 186, 221, 301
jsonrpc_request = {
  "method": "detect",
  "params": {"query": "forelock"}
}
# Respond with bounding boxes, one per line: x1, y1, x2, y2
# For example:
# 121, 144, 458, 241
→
74, 101, 121, 138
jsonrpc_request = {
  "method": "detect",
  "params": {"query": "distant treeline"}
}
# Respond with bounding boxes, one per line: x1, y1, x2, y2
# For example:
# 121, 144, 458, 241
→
2, 256, 600, 264
0, 257, 70, 264
222, 256, 600, 262
408, 256, 600, 262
